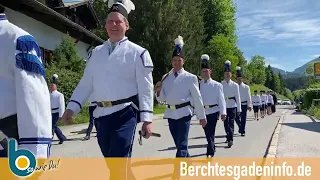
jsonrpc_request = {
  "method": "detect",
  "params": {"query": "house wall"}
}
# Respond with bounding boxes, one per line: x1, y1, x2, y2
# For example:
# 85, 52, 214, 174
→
4, 7, 90, 60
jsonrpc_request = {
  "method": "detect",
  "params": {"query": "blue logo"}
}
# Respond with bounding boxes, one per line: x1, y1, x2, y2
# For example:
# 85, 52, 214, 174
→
8, 139, 37, 177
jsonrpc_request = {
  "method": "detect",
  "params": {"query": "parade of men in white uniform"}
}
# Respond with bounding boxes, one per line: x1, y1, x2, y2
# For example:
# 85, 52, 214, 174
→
251, 90, 262, 121
0, 8, 52, 159
221, 61, 241, 148
235, 67, 252, 136
50, 74, 67, 144
199, 54, 226, 157
155, 36, 207, 158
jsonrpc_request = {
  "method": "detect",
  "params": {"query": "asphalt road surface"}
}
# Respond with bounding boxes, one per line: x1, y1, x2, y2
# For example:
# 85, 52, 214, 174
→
51, 106, 289, 158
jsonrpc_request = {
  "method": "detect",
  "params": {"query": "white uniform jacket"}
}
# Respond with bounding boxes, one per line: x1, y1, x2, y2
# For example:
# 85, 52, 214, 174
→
251, 95, 262, 106
261, 94, 267, 105
156, 68, 206, 120
199, 78, 226, 116
67, 37, 154, 122
239, 82, 252, 108
50, 90, 65, 117
0, 14, 52, 157
221, 80, 242, 112
267, 95, 274, 105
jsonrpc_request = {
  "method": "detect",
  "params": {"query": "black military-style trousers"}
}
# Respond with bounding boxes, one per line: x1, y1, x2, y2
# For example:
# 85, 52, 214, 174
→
224, 107, 236, 142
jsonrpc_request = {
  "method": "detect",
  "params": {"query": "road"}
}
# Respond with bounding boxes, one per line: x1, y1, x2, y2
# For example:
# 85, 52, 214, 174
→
51, 106, 289, 158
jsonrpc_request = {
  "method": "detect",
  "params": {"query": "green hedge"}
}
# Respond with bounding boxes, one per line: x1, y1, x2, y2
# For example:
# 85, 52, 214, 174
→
302, 88, 320, 109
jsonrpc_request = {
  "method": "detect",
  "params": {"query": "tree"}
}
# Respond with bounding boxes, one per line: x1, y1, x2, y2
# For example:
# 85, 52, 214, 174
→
265, 65, 273, 89
272, 73, 281, 93
202, 0, 237, 45
205, 34, 238, 81
51, 34, 85, 73
248, 55, 266, 85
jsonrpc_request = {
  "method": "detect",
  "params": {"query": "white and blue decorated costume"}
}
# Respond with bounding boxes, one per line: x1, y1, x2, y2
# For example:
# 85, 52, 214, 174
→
199, 54, 226, 157
221, 61, 241, 147
156, 36, 206, 157
0, 13, 52, 158
66, 0, 154, 158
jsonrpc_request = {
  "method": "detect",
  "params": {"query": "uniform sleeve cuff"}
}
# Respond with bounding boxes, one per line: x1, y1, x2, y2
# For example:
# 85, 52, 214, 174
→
140, 111, 153, 122
67, 102, 81, 116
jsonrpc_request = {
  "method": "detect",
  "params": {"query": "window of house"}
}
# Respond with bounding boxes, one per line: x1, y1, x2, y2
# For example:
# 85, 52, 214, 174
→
39, 47, 53, 66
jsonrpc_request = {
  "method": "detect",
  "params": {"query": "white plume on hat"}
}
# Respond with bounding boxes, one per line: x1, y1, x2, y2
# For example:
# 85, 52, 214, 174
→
107, 0, 135, 14
53, 74, 58, 79
201, 54, 209, 61
236, 66, 241, 70
225, 60, 231, 65
174, 35, 184, 47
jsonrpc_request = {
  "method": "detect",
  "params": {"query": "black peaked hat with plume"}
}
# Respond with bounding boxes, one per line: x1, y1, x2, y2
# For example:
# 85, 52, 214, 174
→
107, 0, 135, 19
172, 35, 185, 59
201, 54, 210, 69
236, 66, 242, 78
225, 60, 231, 72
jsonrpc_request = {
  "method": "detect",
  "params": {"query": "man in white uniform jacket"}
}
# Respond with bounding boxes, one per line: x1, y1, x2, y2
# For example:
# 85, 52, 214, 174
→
50, 74, 67, 144
221, 61, 241, 148
251, 90, 261, 121
155, 36, 207, 158
62, 0, 153, 159
199, 54, 226, 157
235, 67, 252, 136
0, 8, 52, 159
260, 90, 267, 118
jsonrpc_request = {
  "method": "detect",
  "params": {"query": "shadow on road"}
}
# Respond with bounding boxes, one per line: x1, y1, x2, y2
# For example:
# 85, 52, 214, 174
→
281, 122, 320, 133
189, 134, 239, 140
70, 128, 97, 135
158, 142, 228, 151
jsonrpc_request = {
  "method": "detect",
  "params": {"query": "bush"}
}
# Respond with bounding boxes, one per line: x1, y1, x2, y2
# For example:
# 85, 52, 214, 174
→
302, 88, 320, 109
46, 66, 83, 103
46, 34, 89, 126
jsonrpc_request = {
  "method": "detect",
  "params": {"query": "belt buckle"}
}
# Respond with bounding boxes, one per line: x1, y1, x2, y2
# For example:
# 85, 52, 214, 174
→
169, 105, 176, 110
205, 105, 209, 109
101, 101, 112, 107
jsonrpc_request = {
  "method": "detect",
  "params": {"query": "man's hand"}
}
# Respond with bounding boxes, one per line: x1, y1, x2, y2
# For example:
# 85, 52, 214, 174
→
221, 115, 227, 121
141, 122, 152, 139
248, 107, 252, 111
199, 119, 207, 127
155, 81, 162, 93
61, 109, 74, 125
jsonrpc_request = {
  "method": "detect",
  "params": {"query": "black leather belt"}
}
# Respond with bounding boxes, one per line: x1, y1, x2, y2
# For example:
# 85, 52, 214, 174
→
0, 114, 19, 140
226, 97, 236, 101
93, 95, 138, 108
51, 107, 59, 110
204, 104, 218, 109
167, 102, 191, 110
241, 101, 247, 104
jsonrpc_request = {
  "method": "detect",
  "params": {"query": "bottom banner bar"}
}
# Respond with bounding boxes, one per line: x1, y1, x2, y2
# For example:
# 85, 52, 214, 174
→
0, 158, 318, 179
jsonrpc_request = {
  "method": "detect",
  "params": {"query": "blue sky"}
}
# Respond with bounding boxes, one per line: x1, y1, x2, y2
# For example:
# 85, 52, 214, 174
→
234, 0, 320, 72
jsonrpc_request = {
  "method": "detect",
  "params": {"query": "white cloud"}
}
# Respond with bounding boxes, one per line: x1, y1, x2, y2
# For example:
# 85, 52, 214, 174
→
311, 54, 320, 58
236, 0, 320, 47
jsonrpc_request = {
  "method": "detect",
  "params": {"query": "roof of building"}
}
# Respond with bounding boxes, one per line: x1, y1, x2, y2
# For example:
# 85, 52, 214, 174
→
0, 0, 105, 46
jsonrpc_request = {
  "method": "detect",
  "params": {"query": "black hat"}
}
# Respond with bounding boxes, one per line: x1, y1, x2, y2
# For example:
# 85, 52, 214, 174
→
107, 0, 135, 19
172, 36, 185, 59
201, 54, 210, 69
225, 60, 231, 72
254, 90, 258, 93
236, 66, 242, 77
51, 74, 58, 84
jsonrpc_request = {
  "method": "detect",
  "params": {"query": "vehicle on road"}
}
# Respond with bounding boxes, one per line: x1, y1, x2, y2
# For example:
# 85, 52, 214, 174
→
282, 99, 291, 105
277, 98, 282, 105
